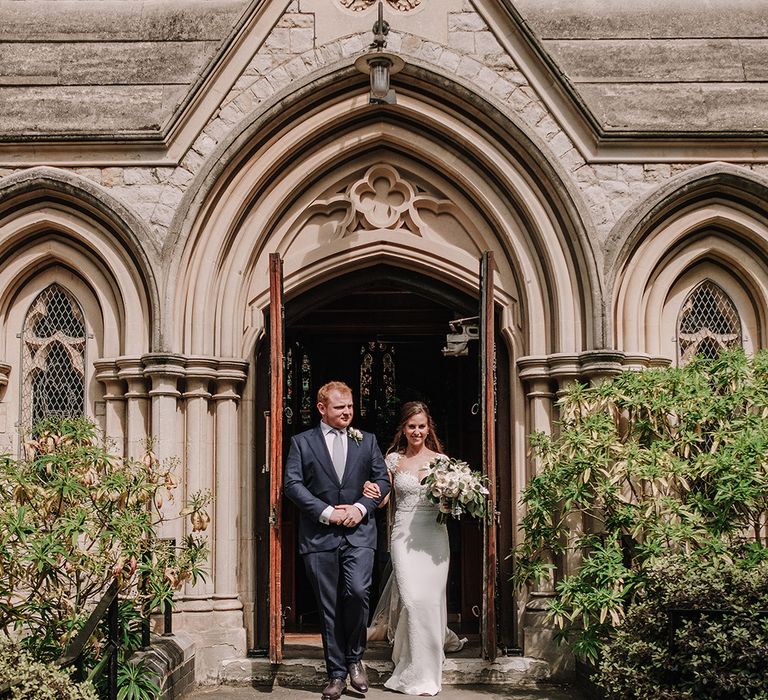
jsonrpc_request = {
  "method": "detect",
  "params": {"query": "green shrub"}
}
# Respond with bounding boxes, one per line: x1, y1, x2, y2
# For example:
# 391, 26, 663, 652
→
0, 640, 97, 700
511, 349, 768, 670
0, 416, 210, 697
598, 554, 768, 700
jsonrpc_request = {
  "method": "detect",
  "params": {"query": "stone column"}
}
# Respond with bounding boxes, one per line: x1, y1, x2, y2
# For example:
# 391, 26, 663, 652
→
518, 355, 580, 676
211, 360, 248, 613
117, 357, 150, 461
143, 354, 186, 544
94, 360, 126, 457
183, 358, 217, 607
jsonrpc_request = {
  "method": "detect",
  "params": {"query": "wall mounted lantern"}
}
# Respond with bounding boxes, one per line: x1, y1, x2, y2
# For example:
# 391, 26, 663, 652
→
354, 0, 404, 105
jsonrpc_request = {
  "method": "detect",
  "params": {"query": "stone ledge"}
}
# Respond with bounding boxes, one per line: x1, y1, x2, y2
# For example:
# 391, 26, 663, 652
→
130, 631, 196, 700
217, 654, 550, 687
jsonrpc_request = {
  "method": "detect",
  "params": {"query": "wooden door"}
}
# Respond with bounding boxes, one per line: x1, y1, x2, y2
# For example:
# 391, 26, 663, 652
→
268, 253, 285, 663
479, 251, 498, 661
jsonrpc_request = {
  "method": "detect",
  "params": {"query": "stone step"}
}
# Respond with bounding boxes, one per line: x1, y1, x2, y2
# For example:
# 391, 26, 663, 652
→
219, 640, 551, 688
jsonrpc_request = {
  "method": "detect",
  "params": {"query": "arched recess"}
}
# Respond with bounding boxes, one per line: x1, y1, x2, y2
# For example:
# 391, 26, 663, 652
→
166, 63, 599, 359
614, 194, 768, 359
0, 167, 159, 349
609, 164, 768, 357
0, 170, 156, 447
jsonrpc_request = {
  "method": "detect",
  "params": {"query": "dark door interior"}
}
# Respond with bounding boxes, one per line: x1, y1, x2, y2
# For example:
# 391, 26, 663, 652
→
253, 265, 509, 649
283, 269, 482, 634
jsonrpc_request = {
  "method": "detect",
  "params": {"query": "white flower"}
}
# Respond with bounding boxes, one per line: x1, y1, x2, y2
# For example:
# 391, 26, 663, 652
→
347, 427, 363, 444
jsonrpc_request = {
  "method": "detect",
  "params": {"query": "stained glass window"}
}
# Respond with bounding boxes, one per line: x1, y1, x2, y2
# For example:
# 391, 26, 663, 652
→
21, 284, 86, 428
677, 280, 742, 365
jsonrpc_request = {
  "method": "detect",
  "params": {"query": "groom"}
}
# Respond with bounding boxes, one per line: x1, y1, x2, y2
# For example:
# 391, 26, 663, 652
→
284, 381, 391, 700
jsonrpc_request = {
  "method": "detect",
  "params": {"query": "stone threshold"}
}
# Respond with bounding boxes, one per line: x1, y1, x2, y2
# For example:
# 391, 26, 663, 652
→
218, 639, 551, 688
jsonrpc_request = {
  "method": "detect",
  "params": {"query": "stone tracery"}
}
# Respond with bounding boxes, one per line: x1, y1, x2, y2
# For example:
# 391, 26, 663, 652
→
338, 0, 421, 11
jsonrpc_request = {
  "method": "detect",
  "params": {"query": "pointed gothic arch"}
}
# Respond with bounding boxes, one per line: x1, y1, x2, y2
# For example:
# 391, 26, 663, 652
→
611, 165, 768, 359
165, 64, 599, 358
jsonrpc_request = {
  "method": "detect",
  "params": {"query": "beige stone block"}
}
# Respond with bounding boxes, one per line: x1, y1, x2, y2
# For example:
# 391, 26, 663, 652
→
101, 167, 123, 187
340, 34, 366, 57
559, 148, 586, 173
266, 65, 292, 91
437, 49, 461, 72
475, 66, 498, 91
170, 167, 194, 188
218, 102, 244, 127
284, 56, 310, 81
203, 118, 231, 143
180, 149, 206, 175
232, 89, 258, 115
618, 163, 644, 181
456, 56, 483, 79
150, 203, 175, 228
574, 165, 598, 185
282, 12, 313, 28
519, 98, 548, 127
192, 132, 217, 158
490, 77, 516, 100
643, 163, 672, 181
264, 27, 290, 53
251, 78, 275, 100
474, 30, 502, 56
290, 27, 315, 53
73, 167, 101, 184
448, 12, 487, 32
160, 186, 184, 209
593, 164, 619, 180
123, 168, 155, 186
153, 167, 175, 184
419, 41, 443, 63
448, 31, 474, 53
548, 131, 573, 158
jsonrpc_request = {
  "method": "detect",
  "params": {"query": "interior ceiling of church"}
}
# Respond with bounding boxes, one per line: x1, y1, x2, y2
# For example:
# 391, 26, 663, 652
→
1, 0, 767, 137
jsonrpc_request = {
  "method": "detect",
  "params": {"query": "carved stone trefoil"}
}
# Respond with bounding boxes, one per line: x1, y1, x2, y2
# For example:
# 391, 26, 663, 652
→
339, 0, 421, 12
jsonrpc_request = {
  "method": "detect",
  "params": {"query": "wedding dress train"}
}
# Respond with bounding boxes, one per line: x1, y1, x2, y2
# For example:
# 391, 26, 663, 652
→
367, 454, 466, 696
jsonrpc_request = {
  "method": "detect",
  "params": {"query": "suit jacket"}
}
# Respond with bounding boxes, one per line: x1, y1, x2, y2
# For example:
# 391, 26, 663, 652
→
284, 425, 390, 554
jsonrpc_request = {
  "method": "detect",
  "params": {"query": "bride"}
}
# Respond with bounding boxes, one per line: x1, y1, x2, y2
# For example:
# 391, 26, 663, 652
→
363, 401, 465, 696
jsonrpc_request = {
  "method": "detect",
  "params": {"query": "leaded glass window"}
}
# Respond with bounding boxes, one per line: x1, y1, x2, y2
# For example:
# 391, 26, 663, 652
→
677, 280, 742, 365
21, 284, 86, 428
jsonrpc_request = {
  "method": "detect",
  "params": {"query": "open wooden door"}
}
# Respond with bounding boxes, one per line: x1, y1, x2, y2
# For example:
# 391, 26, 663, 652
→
480, 251, 498, 661
268, 253, 285, 664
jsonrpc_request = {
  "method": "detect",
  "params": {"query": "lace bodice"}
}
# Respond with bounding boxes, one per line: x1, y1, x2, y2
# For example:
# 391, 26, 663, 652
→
386, 453, 437, 512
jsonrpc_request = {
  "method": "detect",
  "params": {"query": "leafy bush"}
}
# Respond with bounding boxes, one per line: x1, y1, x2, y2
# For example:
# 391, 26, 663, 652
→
0, 639, 97, 700
0, 417, 210, 697
598, 554, 768, 700
511, 349, 768, 673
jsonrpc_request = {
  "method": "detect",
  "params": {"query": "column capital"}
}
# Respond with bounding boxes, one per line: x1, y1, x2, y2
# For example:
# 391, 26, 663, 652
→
0, 362, 11, 388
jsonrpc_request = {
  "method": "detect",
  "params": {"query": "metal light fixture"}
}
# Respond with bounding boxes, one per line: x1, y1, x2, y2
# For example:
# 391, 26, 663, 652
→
354, 0, 404, 105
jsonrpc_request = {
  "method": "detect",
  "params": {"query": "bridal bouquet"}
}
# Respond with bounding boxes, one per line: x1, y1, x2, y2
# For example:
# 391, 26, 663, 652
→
420, 455, 489, 524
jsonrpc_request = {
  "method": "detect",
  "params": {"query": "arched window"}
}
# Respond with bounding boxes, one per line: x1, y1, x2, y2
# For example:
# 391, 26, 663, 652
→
21, 284, 86, 428
677, 280, 742, 365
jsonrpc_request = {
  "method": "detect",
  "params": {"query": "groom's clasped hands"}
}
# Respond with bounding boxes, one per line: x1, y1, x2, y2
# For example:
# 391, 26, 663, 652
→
329, 503, 363, 527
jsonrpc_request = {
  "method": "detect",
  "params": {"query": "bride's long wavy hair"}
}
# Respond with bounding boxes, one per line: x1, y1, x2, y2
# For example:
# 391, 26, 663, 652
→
385, 401, 444, 455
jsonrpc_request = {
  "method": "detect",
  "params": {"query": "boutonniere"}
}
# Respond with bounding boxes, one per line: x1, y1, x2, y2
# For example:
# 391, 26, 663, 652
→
347, 427, 363, 444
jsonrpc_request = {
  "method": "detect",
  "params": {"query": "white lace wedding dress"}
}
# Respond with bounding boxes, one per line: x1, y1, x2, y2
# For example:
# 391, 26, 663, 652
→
368, 453, 465, 696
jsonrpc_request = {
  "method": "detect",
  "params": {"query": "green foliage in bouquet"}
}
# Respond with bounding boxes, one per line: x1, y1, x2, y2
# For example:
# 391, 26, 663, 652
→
420, 455, 489, 524
0, 416, 211, 697
511, 349, 768, 669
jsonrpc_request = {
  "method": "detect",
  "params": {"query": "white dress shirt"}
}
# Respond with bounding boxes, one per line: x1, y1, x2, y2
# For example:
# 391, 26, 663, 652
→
318, 421, 368, 525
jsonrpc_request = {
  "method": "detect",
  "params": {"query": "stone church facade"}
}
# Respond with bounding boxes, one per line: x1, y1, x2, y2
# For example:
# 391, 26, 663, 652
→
2, 0, 768, 682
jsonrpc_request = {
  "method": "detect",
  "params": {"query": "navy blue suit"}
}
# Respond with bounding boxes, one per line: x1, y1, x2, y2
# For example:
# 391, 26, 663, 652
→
284, 425, 390, 679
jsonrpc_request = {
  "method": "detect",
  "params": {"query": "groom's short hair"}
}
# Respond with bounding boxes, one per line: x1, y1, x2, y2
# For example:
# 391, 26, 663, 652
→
317, 381, 353, 405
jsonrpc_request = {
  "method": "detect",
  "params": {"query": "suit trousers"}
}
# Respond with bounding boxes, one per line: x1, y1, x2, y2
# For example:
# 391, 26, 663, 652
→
303, 540, 375, 679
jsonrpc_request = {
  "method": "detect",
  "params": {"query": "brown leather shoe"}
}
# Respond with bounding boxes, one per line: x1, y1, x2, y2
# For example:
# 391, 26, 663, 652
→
347, 660, 369, 693
321, 677, 346, 700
